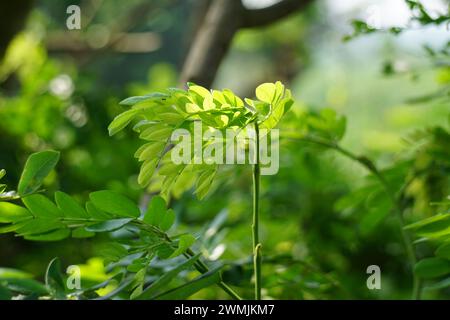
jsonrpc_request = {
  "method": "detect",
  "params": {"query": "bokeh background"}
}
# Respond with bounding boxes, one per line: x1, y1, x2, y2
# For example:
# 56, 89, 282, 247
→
0, 0, 449, 299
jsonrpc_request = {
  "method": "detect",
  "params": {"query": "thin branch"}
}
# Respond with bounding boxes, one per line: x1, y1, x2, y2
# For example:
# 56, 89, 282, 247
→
180, 0, 315, 87
242, 0, 314, 28
179, 0, 244, 87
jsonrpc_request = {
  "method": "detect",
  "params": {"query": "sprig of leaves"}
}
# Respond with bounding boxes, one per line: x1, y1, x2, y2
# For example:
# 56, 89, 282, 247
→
405, 199, 450, 287
0, 151, 230, 299
108, 82, 293, 200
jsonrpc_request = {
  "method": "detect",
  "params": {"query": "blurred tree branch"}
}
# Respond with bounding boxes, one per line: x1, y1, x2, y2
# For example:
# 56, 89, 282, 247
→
242, 0, 314, 28
180, 0, 314, 87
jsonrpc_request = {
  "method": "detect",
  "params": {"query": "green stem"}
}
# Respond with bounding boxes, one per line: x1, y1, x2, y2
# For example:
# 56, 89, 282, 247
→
252, 122, 262, 300
287, 135, 421, 299
185, 249, 242, 300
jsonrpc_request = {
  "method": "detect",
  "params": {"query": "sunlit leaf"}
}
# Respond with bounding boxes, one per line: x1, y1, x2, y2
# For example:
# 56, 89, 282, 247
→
0, 202, 31, 223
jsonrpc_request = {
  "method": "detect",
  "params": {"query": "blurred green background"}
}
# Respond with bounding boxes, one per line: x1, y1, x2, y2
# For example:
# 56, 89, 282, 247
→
0, 0, 449, 299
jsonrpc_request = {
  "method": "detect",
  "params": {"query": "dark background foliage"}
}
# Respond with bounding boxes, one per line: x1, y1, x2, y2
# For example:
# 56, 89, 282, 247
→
0, 0, 449, 299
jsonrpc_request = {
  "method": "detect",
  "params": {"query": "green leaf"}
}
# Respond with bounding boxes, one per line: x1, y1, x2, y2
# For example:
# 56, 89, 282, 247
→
414, 257, 450, 279
0, 284, 12, 300
170, 234, 196, 258
0, 268, 33, 279
156, 243, 175, 259
160, 209, 175, 231
15, 218, 64, 236
359, 201, 391, 235
136, 254, 200, 300
99, 243, 128, 264
22, 194, 62, 218
436, 243, 450, 259
72, 227, 95, 238
155, 267, 222, 300
0, 202, 31, 223
0, 223, 24, 234
89, 190, 140, 218
255, 83, 277, 104
423, 277, 450, 291
17, 150, 60, 196
3, 278, 49, 295
130, 268, 147, 299
138, 158, 158, 187
405, 213, 450, 230
24, 228, 71, 241
127, 257, 150, 273
119, 92, 169, 106
157, 112, 184, 125
137, 141, 166, 162
260, 96, 293, 130
159, 162, 182, 176
186, 103, 202, 113
85, 201, 113, 220
143, 196, 166, 226
0, 169, 5, 180
108, 109, 139, 136
45, 258, 66, 299
195, 168, 216, 200
86, 218, 133, 232
54, 191, 89, 219
140, 125, 172, 141
189, 85, 211, 100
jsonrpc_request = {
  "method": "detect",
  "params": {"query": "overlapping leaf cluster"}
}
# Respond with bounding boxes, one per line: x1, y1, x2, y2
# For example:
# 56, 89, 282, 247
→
0, 151, 218, 299
108, 82, 293, 199
406, 198, 450, 287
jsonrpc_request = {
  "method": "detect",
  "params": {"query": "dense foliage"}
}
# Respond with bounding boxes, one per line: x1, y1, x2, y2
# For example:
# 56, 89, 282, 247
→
0, 0, 449, 300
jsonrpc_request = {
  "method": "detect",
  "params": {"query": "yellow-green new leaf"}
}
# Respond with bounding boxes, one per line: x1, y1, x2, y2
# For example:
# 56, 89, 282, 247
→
138, 158, 158, 187
255, 83, 277, 104
108, 109, 139, 136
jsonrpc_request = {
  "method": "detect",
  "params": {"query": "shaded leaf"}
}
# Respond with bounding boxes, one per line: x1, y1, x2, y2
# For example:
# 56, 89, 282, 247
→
45, 258, 66, 299
54, 191, 89, 219
414, 258, 450, 279
143, 196, 166, 226
18, 151, 60, 196
136, 254, 200, 300
170, 234, 196, 258
86, 218, 133, 232
22, 194, 62, 218
90, 190, 140, 218
155, 267, 221, 300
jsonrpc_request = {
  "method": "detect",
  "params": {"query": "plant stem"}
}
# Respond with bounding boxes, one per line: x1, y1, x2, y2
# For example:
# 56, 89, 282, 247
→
287, 135, 421, 299
185, 249, 243, 300
252, 122, 262, 300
